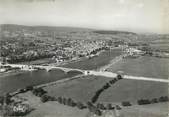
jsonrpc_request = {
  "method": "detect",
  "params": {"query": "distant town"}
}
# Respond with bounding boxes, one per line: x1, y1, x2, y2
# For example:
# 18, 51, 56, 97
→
1, 25, 169, 73
1, 25, 169, 63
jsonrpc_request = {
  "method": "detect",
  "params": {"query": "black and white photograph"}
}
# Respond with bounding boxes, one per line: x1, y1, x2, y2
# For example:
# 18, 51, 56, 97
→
0, 0, 169, 117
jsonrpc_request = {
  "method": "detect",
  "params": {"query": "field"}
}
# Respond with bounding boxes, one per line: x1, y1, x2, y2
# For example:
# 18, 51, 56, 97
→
18, 58, 52, 65
107, 56, 169, 78
8, 49, 169, 117
44, 76, 168, 104
120, 103, 168, 117
15, 90, 168, 117
62, 48, 122, 70
14, 92, 89, 117
41, 56, 169, 117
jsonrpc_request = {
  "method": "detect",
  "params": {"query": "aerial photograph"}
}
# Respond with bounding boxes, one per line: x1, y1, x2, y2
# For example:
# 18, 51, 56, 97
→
0, 0, 169, 117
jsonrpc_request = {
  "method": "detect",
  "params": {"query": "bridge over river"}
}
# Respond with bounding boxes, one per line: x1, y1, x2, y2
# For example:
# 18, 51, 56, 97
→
3, 64, 169, 83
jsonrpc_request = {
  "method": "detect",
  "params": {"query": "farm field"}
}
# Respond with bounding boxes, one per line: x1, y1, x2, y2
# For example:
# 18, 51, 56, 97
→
107, 56, 169, 78
45, 56, 169, 104
44, 76, 168, 104
16, 91, 168, 117
14, 92, 89, 117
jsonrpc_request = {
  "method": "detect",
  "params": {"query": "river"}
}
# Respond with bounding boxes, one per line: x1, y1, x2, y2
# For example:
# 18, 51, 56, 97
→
0, 48, 122, 94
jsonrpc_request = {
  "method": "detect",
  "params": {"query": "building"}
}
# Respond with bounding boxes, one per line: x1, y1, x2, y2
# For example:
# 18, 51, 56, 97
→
126, 48, 144, 56
12, 103, 30, 114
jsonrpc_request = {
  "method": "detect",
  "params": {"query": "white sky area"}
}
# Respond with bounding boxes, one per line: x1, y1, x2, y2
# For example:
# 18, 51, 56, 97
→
0, 0, 168, 33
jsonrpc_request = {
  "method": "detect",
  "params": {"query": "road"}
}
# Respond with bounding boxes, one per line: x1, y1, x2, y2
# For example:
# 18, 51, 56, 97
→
87, 71, 169, 83
2, 64, 169, 83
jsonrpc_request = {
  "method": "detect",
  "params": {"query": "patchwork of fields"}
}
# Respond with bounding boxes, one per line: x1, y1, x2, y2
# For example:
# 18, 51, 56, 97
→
45, 76, 168, 104
45, 56, 169, 104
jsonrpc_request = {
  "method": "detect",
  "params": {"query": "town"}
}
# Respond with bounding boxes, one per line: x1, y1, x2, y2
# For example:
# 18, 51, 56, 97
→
1, 25, 169, 72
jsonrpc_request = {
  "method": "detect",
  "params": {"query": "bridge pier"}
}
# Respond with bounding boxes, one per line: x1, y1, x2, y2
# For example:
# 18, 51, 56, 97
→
46, 68, 51, 72
63, 69, 71, 74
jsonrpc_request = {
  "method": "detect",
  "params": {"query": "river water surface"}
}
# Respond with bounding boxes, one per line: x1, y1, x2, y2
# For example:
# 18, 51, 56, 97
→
0, 48, 122, 94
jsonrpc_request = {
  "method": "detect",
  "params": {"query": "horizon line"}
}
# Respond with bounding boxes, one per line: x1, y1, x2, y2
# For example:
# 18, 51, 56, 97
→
1, 23, 167, 35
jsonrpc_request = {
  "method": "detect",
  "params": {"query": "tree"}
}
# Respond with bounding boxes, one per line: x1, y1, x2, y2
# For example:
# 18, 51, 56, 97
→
106, 103, 115, 110
103, 83, 110, 89
57, 97, 63, 104
114, 78, 117, 82
62, 98, 67, 105
18, 89, 25, 93
94, 109, 102, 116
109, 80, 115, 84
40, 95, 49, 103
137, 99, 151, 105
159, 96, 169, 102
87, 101, 95, 111
76, 102, 86, 109
117, 74, 123, 80
66, 98, 73, 106
48, 96, 56, 101
121, 101, 132, 106
151, 98, 158, 103
25, 86, 34, 91
70, 100, 76, 107
32, 88, 47, 97
0, 96, 4, 104
96, 103, 102, 109
2, 105, 14, 116
115, 105, 122, 110
3, 93, 12, 105
99, 103, 106, 110
91, 93, 100, 103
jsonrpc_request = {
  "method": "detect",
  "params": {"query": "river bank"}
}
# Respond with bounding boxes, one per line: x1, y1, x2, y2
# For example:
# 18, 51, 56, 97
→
35, 53, 127, 89
0, 48, 108, 78
0, 48, 123, 94
7, 49, 124, 96
0, 70, 28, 78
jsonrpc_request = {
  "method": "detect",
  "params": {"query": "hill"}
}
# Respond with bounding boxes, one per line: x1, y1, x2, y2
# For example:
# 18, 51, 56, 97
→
0, 24, 92, 32
93, 30, 137, 36
1, 24, 139, 36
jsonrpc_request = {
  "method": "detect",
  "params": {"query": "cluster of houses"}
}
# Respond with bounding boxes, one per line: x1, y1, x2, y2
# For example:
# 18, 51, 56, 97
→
50, 40, 108, 63
126, 47, 145, 56
12, 103, 30, 114
0, 96, 30, 116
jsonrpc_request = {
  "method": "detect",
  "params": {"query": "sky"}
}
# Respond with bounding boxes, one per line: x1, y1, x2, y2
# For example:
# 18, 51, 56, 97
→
0, 0, 168, 33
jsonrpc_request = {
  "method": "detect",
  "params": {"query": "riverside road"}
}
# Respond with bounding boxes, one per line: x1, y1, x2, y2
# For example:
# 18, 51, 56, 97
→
3, 64, 169, 83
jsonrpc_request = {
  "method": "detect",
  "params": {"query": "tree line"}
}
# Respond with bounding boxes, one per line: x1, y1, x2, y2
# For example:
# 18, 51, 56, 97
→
2, 75, 168, 117
121, 96, 169, 107
30, 86, 122, 116
91, 74, 123, 103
